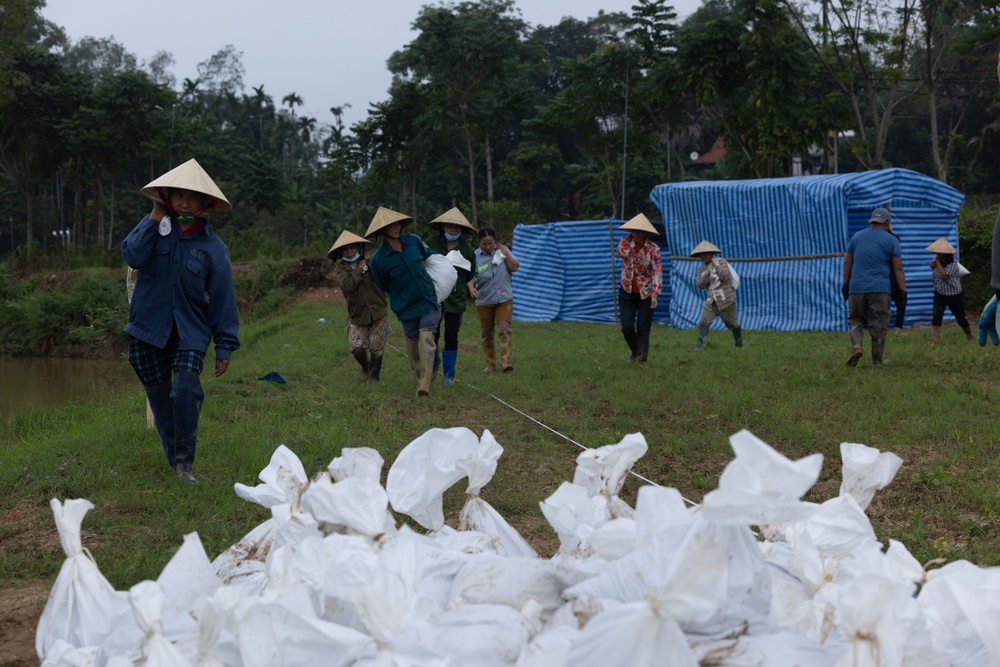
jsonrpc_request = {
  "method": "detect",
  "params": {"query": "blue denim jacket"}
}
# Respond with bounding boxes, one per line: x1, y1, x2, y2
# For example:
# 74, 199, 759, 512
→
121, 214, 240, 360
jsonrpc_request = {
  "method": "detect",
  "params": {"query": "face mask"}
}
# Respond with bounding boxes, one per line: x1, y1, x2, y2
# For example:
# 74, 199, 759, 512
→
341, 252, 360, 262
444, 231, 462, 241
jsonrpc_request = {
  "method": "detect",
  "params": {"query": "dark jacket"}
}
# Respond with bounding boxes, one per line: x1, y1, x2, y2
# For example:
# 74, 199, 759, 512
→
370, 233, 438, 321
425, 234, 475, 313
334, 259, 387, 326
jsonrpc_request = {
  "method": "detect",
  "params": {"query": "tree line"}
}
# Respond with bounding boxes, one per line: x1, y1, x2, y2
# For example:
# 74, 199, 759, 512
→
3, 0, 1000, 261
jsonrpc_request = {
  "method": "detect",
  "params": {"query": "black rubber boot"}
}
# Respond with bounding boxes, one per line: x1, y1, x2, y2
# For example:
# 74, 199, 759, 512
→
367, 352, 383, 382
352, 348, 370, 381
145, 381, 176, 467
871, 338, 885, 366
171, 371, 204, 481
732, 327, 743, 348
637, 335, 649, 365
623, 330, 638, 362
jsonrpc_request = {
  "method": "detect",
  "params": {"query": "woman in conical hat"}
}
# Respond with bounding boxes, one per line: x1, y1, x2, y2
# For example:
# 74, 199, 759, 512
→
691, 240, 742, 350
328, 230, 388, 382
617, 213, 662, 365
425, 207, 477, 384
926, 237, 973, 345
121, 158, 240, 483
366, 206, 442, 397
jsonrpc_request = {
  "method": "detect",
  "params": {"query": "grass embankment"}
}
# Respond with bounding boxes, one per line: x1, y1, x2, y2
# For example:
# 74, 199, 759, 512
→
2, 302, 1000, 590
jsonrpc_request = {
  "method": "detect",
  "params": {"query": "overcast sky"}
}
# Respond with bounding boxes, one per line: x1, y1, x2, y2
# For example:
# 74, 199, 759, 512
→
40, 0, 703, 129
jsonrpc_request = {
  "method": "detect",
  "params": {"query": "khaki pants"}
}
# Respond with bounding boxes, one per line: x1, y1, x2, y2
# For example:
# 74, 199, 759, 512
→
477, 300, 513, 370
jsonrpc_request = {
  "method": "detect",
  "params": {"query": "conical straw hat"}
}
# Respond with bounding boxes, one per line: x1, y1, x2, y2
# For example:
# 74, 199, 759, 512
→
327, 230, 372, 258
690, 240, 722, 256
428, 207, 476, 232
365, 206, 414, 237
619, 213, 659, 235
925, 237, 956, 254
140, 158, 232, 213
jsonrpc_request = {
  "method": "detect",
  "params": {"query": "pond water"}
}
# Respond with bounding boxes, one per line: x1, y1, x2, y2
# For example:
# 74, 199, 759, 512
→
1, 356, 137, 421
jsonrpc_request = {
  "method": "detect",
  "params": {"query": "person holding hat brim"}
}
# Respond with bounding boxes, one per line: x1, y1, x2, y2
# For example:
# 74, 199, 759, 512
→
473, 227, 519, 373
692, 240, 742, 350
121, 158, 240, 482
843, 207, 906, 367
617, 214, 662, 364
328, 230, 389, 381
366, 206, 442, 397
425, 207, 478, 385
926, 237, 973, 345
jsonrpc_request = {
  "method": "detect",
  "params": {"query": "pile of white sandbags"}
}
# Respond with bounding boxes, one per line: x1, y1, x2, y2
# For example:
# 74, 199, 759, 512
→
35, 427, 1000, 666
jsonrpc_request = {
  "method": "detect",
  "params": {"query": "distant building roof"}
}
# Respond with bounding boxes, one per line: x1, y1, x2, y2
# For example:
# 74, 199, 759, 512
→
692, 137, 726, 164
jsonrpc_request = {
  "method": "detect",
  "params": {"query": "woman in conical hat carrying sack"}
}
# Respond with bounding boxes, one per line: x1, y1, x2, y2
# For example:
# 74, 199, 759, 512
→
121, 159, 240, 482
926, 237, 974, 345
365, 206, 442, 397
425, 207, 477, 384
328, 230, 388, 382
617, 213, 662, 365
691, 240, 742, 350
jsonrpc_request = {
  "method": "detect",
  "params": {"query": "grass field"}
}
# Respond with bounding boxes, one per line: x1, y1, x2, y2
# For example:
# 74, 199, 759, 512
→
2, 302, 1000, 590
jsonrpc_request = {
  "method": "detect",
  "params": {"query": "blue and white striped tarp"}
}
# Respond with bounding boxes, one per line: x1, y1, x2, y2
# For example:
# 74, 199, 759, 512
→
512, 219, 672, 324
650, 168, 965, 331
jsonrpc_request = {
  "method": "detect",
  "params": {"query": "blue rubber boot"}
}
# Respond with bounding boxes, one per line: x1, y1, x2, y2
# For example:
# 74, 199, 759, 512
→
171, 371, 204, 481
442, 349, 458, 385
144, 381, 176, 467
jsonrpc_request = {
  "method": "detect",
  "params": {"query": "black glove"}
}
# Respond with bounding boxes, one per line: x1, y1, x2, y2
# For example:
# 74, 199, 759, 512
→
841, 284, 850, 300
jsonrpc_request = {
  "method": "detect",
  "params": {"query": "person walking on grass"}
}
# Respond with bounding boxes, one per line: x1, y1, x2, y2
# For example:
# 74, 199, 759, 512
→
692, 240, 742, 350
329, 230, 388, 382
425, 207, 478, 385
887, 219, 908, 337
367, 206, 441, 397
843, 207, 906, 367
617, 213, 662, 365
121, 159, 240, 483
474, 227, 519, 373
926, 237, 974, 346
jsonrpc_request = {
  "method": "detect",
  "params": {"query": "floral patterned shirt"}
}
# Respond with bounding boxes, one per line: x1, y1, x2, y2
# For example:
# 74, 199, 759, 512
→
618, 236, 662, 300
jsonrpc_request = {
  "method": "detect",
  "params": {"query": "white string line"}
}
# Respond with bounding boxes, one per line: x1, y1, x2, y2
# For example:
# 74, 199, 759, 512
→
385, 339, 696, 506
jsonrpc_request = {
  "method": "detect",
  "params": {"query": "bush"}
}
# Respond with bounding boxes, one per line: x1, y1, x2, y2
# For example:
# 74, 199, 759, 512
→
957, 204, 996, 314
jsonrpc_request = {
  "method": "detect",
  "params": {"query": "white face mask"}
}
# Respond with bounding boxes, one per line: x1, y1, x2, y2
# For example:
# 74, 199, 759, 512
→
341, 252, 361, 262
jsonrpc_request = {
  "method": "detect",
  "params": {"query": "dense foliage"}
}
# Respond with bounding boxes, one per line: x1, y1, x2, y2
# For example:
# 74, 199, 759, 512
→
3, 0, 1000, 263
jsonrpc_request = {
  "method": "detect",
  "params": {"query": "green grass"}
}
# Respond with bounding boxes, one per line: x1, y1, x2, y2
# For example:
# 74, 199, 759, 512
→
3, 304, 1000, 590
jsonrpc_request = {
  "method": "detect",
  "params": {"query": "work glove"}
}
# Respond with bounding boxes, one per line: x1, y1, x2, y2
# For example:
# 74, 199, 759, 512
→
978, 296, 999, 346
841, 284, 850, 301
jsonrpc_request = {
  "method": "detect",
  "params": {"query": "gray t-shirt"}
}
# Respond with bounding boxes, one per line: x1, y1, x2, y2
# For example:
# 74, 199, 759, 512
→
473, 248, 513, 306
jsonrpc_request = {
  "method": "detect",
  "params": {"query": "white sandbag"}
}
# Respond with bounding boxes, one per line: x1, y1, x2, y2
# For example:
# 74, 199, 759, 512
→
459, 498, 537, 558
588, 518, 636, 561
942, 564, 1000, 665
425, 254, 459, 303
39, 640, 97, 667
839, 442, 903, 511
234, 444, 310, 508
632, 486, 696, 548
538, 482, 605, 557
702, 429, 823, 526
386, 427, 482, 530
917, 562, 995, 667
300, 476, 391, 539
420, 603, 538, 667
157, 532, 221, 641
566, 600, 697, 667
328, 447, 384, 483
572, 433, 648, 520
450, 556, 572, 620
210, 519, 276, 591
516, 624, 577, 667
799, 495, 879, 560
128, 580, 193, 667
456, 429, 537, 558
36, 499, 128, 662
236, 600, 372, 667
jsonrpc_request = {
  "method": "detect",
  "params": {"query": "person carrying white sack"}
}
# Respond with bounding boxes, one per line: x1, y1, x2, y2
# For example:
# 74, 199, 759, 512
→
473, 226, 519, 372
692, 240, 742, 350
367, 206, 441, 397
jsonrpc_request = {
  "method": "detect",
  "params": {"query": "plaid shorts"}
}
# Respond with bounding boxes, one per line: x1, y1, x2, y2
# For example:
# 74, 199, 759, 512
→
129, 336, 205, 386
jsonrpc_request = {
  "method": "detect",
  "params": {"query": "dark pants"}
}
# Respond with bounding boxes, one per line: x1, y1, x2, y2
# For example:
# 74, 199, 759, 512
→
434, 311, 464, 351
932, 292, 969, 327
619, 288, 653, 337
848, 293, 891, 341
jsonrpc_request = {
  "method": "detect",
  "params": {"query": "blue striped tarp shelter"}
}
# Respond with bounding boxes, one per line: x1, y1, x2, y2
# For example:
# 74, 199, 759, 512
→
650, 168, 966, 331
511, 219, 672, 324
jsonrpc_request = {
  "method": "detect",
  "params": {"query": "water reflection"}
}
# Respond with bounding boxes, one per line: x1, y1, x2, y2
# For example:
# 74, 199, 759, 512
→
1, 356, 136, 421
